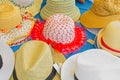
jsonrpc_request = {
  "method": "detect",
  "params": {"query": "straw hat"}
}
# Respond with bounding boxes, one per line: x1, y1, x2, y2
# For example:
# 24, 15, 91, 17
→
80, 0, 120, 28
97, 21, 120, 57
40, 0, 80, 22
61, 49, 120, 80
10, 40, 66, 80
31, 14, 86, 55
0, 42, 14, 80
0, 0, 43, 16
0, 3, 35, 46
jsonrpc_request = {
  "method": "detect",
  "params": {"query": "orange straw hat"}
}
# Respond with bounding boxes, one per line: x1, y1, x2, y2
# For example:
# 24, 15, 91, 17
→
80, 0, 120, 28
10, 40, 66, 80
0, 0, 43, 16
0, 3, 34, 46
40, 0, 80, 22
97, 20, 120, 57
31, 14, 86, 55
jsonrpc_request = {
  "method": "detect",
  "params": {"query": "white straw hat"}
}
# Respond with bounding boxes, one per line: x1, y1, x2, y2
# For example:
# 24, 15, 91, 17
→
61, 49, 120, 80
0, 42, 14, 80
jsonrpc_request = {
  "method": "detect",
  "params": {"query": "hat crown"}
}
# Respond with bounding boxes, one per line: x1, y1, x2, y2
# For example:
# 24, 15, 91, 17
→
75, 49, 120, 80
91, 0, 120, 16
12, 0, 34, 7
43, 14, 75, 44
102, 21, 120, 50
15, 41, 53, 80
0, 3, 13, 12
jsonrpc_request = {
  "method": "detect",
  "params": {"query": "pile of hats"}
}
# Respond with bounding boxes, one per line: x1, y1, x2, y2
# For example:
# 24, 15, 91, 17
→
40, 0, 80, 22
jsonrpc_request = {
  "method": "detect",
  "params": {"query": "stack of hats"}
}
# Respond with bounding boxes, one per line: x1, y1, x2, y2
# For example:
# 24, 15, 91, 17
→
31, 14, 86, 55
40, 0, 80, 22
0, 3, 35, 46
10, 40, 66, 80
0, 0, 43, 16
80, 0, 120, 28
97, 21, 120, 57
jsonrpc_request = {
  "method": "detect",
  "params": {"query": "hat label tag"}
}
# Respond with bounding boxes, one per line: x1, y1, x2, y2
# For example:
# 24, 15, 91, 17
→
53, 63, 62, 74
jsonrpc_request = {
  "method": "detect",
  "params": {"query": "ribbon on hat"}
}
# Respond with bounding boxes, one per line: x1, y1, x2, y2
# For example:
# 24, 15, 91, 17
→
0, 55, 3, 69
13, 67, 57, 80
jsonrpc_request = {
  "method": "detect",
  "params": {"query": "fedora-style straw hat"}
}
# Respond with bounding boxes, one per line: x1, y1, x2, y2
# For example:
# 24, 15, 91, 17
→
31, 14, 86, 55
0, 0, 43, 16
97, 21, 120, 57
61, 49, 120, 80
0, 3, 35, 46
40, 0, 80, 22
10, 40, 66, 80
0, 42, 14, 80
80, 0, 120, 28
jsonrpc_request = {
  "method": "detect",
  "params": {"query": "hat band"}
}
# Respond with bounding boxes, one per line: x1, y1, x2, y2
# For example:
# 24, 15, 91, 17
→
13, 67, 57, 80
0, 55, 3, 69
74, 74, 78, 80
101, 37, 120, 53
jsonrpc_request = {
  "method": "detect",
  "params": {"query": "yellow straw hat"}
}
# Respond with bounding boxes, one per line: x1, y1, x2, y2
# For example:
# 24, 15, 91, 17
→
97, 21, 120, 57
40, 0, 80, 22
10, 40, 66, 80
0, 0, 43, 16
0, 3, 34, 46
0, 3, 22, 30
80, 0, 120, 28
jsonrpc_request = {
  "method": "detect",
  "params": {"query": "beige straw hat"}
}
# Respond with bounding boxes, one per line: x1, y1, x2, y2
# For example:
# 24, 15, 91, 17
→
97, 20, 120, 57
40, 0, 80, 22
0, 3, 35, 46
80, 0, 120, 28
10, 40, 66, 80
0, 0, 43, 16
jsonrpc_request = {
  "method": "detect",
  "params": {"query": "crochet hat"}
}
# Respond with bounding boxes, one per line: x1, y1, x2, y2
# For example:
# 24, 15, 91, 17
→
97, 21, 120, 57
0, 0, 43, 16
61, 49, 120, 80
80, 0, 120, 28
0, 3, 34, 46
10, 40, 66, 80
31, 14, 86, 55
0, 42, 14, 80
40, 0, 80, 22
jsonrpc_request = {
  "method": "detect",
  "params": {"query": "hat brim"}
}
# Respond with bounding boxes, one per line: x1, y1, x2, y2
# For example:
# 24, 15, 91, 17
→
80, 10, 120, 28
97, 29, 120, 56
0, 42, 14, 80
1, 0, 43, 16
61, 54, 79, 80
31, 22, 86, 55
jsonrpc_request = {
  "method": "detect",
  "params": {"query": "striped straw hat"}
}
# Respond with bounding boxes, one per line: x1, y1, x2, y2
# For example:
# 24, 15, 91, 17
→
40, 0, 80, 22
0, 0, 43, 16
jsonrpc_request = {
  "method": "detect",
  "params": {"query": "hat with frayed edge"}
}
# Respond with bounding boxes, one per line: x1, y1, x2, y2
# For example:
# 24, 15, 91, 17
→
97, 20, 120, 57
10, 40, 66, 80
40, 0, 80, 22
0, 0, 43, 16
31, 14, 86, 55
0, 42, 14, 80
80, 0, 120, 28
61, 49, 120, 80
0, 3, 35, 46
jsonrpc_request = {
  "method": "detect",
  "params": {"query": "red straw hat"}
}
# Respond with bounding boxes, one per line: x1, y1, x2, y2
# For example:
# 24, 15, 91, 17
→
31, 14, 86, 55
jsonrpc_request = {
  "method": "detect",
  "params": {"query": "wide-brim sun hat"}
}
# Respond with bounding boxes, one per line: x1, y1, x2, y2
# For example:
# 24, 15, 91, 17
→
0, 3, 35, 46
10, 40, 66, 80
0, 42, 14, 80
80, 0, 120, 28
0, 0, 43, 16
40, 0, 80, 22
31, 14, 86, 55
61, 49, 120, 80
97, 20, 120, 57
